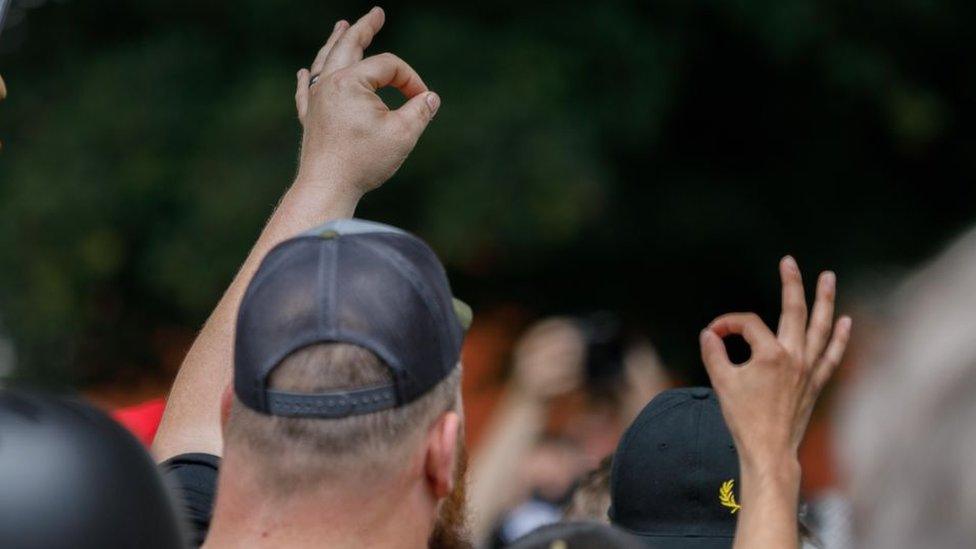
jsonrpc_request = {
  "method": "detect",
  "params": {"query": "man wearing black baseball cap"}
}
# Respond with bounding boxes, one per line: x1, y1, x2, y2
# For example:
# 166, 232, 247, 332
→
150, 7, 465, 548
607, 258, 851, 548
609, 387, 740, 548
205, 217, 470, 548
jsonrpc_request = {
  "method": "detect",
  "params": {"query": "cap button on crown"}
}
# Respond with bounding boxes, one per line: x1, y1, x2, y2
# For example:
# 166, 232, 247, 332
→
689, 387, 710, 400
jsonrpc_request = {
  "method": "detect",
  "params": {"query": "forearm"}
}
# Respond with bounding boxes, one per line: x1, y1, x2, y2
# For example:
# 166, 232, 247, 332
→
733, 455, 802, 549
468, 389, 549, 544
152, 176, 360, 460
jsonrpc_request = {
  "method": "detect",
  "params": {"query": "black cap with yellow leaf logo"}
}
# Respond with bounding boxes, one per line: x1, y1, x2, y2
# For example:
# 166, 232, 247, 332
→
609, 387, 739, 548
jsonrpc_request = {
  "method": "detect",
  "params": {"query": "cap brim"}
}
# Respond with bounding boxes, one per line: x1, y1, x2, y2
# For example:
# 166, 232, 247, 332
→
632, 535, 733, 549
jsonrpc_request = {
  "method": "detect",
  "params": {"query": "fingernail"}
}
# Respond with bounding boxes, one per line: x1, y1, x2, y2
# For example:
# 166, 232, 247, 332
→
784, 255, 798, 273
425, 92, 440, 116
333, 20, 342, 31
700, 329, 712, 343
822, 271, 836, 290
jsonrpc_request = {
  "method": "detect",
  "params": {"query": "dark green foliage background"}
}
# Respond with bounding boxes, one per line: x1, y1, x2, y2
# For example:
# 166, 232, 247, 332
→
1, 0, 974, 385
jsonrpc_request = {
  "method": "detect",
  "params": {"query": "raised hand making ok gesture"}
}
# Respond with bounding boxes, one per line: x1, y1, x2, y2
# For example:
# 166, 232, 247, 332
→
699, 256, 852, 549
154, 8, 441, 463
294, 7, 440, 198
700, 255, 851, 461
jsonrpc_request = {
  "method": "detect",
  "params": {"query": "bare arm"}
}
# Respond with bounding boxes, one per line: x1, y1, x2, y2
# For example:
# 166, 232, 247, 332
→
699, 257, 852, 549
468, 318, 584, 544
153, 7, 441, 460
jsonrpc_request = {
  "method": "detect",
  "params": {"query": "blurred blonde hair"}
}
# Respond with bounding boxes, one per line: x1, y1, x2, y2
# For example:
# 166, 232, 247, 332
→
840, 225, 976, 549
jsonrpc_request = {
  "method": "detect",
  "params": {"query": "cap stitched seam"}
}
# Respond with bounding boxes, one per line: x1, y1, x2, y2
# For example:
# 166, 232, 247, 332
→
356, 236, 459, 363
361, 237, 453, 334
242, 236, 328, 296
610, 394, 692, 523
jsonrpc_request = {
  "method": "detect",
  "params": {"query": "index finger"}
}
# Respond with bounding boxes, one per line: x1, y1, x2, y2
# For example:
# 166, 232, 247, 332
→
709, 312, 778, 348
351, 53, 428, 98
322, 7, 386, 74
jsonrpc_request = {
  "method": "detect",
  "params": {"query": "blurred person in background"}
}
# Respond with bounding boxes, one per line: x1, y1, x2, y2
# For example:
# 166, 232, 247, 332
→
469, 316, 671, 545
564, 454, 614, 523
150, 8, 461, 548
840, 224, 976, 549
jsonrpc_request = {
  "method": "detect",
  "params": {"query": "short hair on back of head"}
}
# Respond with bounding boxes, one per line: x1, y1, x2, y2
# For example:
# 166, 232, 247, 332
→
225, 342, 461, 496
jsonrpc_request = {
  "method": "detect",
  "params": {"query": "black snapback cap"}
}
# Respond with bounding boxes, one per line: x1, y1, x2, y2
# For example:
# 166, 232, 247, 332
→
234, 219, 471, 419
609, 387, 739, 548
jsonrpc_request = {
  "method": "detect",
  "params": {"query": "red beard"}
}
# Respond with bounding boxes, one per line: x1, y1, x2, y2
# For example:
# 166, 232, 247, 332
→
428, 443, 472, 549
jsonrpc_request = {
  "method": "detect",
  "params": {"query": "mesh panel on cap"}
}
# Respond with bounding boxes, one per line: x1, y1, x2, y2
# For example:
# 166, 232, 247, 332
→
234, 219, 464, 416
340, 232, 461, 400
235, 237, 334, 411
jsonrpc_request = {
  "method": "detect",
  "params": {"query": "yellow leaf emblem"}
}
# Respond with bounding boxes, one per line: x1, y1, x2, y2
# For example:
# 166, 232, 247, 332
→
719, 479, 742, 514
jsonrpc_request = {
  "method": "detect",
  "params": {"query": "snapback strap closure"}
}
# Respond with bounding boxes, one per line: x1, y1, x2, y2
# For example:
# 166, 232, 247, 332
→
265, 384, 398, 418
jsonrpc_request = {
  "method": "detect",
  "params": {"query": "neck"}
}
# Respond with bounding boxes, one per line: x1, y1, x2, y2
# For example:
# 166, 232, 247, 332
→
204, 453, 435, 549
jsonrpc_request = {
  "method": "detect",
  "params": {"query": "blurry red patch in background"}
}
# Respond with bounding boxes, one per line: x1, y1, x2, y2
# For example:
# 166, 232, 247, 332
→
111, 398, 166, 446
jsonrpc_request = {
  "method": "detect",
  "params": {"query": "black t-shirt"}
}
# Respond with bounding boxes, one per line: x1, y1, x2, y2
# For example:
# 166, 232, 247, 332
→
159, 453, 221, 547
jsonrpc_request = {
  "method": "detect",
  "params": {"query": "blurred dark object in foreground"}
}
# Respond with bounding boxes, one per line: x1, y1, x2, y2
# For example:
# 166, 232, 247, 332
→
505, 521, 643, 549
0, 389, 184, 548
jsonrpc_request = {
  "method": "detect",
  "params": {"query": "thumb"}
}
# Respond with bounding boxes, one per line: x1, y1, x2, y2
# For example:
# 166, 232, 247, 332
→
393, 91, 440, 143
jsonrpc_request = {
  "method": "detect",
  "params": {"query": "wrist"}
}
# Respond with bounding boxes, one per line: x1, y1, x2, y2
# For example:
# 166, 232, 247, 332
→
295, 147, 365, 192
289, 153, 365, 205
739, 452, 801, 490
271, 177, 361, 230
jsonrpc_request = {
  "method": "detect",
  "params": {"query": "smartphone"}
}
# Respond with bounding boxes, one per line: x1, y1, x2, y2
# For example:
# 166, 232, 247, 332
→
575, 311, 626, 386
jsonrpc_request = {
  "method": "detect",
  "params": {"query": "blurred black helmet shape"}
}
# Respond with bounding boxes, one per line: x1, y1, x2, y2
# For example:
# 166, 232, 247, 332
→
0, 390, 184, 549
506, 521, 644, 549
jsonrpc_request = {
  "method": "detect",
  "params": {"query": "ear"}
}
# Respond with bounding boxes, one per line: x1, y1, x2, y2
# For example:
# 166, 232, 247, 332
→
220, 384, 234, 429
424, 411, 461, 499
